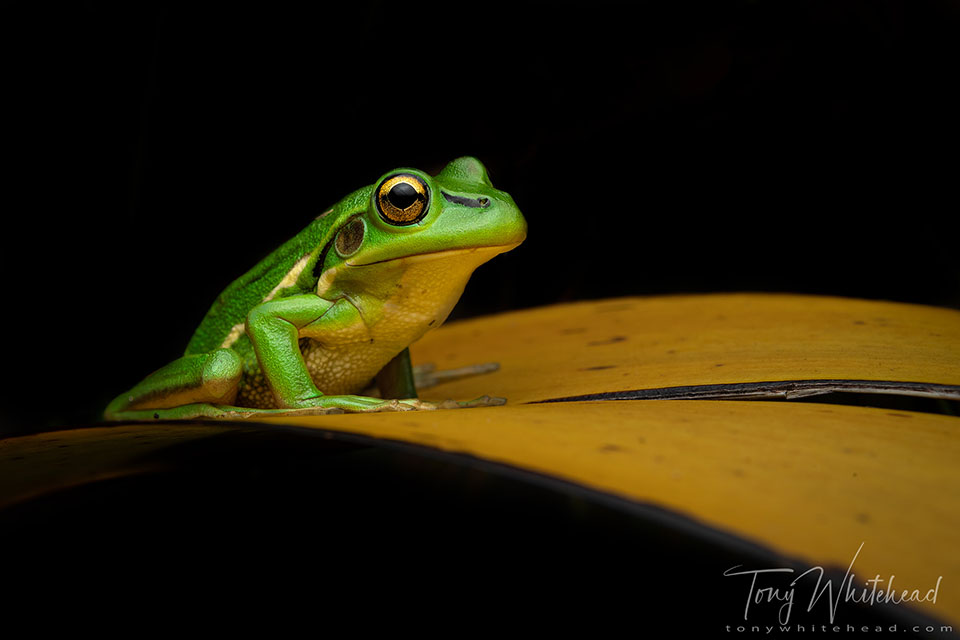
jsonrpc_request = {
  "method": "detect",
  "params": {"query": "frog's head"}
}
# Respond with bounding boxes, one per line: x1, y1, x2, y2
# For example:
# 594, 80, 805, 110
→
317, 157, 526, 296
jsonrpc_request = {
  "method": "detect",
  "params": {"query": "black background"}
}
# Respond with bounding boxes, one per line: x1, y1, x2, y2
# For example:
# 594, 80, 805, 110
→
4, 2, 960, 631
5, 1, 960, 432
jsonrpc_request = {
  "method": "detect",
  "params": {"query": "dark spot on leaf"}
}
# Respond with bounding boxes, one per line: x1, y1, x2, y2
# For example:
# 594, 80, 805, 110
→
853, 320, 866, 325
580, 365, 616, 371
855, 513, 870, 524
153, 413, 160, 419
428, 319, 435, 326
732, 469, 745, 477
714, 363, 725, 367
595, 304, 634, 313
560, 327, 587, 334
598, 444, 623, 453
587, 336, 627, 346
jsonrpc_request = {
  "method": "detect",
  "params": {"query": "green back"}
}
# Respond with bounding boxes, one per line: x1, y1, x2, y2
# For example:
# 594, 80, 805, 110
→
184, 223, 323, 355
185, 185, 372, 355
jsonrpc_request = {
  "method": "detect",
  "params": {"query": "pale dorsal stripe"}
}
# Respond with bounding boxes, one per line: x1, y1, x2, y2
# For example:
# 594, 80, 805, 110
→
220, 322, 246, 350
219, 253, 312, 349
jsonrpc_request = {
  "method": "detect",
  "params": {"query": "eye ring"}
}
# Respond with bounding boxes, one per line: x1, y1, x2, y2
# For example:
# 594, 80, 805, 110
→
376, 173, 430, 226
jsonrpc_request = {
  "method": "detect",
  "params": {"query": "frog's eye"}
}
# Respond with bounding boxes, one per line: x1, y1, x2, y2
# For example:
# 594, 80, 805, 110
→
376, 174, 430, 225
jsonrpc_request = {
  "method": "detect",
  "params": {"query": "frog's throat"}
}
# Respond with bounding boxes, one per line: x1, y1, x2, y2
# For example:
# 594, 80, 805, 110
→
315, 243, 520, 298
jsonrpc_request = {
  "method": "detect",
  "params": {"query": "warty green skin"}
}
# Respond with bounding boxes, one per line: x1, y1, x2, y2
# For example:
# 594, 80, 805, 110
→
105, 157, 527, 420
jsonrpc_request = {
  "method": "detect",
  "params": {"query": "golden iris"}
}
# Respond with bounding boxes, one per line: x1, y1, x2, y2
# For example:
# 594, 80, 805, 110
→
376, 174, 429, 225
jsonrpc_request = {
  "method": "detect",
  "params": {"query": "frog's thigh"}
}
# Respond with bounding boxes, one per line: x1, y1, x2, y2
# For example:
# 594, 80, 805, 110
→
105, 348, 242, 417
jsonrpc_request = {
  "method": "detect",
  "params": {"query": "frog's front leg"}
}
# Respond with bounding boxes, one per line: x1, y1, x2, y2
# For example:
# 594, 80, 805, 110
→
247, 294, 434, 413
264, 297, 502, 413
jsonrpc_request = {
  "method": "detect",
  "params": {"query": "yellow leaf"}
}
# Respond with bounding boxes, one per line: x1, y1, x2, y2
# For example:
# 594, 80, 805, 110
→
411, 293, 960, 404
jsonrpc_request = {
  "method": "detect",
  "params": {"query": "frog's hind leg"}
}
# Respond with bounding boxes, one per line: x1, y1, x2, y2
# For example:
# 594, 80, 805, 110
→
370, 348, 504, 409
375, 347, 419, 399
375, 348, 503, 398
104, 348, 242, 421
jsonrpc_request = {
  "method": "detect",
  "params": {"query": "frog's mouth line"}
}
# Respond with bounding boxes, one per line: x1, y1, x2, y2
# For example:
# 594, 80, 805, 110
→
345, 243, 520, 268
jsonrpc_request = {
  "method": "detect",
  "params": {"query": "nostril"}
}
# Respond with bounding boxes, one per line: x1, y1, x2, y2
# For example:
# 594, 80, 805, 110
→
478, 197, 490, 208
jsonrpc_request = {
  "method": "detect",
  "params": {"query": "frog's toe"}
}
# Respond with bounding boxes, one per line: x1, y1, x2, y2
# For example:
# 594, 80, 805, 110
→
288, 394, 431, 413
427, 395, 506, 409
455, 395, 507, 408
413, 362, 500, 390
365, 399, 438, 412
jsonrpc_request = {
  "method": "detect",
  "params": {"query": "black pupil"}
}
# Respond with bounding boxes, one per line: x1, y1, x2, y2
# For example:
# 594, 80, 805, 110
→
388, 182, 419, 210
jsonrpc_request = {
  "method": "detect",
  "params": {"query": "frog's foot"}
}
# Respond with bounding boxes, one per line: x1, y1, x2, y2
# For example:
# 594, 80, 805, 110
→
288, 395, 440, 414
103, 403, 266, 421
103, 398, 426, 421
412, 362, 500, 390
273, 394, 505, 415
105, 395, 506, 422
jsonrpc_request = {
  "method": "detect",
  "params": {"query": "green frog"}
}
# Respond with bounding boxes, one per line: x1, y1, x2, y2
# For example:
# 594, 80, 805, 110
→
105, 157, 526, 420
